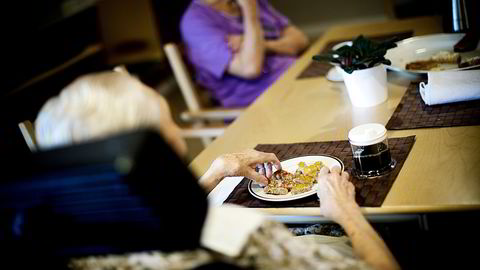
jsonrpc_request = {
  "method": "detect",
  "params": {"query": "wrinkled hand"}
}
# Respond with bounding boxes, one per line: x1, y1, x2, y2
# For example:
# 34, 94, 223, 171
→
213, 149, 281, 185
317, 166, 358, 222
227, 35, 244, 53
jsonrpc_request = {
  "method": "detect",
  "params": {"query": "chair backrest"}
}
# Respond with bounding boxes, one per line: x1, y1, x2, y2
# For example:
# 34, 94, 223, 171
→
163, 43, 202, 112
18, 120, 37, 152
1, 129, 208, 266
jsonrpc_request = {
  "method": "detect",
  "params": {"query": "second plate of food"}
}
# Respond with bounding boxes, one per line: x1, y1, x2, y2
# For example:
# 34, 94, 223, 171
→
385, 33, 480, 74
248, 155, 344, 202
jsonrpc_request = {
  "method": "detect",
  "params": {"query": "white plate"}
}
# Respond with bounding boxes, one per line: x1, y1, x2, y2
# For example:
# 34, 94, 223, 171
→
385, 33, 480, 74
248, 155, 344, 202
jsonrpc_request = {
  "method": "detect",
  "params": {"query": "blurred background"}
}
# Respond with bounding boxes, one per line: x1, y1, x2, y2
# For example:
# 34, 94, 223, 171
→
0, 0, 453, 161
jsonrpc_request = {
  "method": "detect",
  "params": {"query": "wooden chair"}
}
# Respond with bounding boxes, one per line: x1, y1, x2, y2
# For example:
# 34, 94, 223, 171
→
163, 43, 244, 146
18, 120, 37, 152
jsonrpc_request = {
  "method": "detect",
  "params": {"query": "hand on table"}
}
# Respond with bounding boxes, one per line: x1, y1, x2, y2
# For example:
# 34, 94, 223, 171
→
317, 166, 358, 222
213, 149, 281, 185
317, 167, 401, 269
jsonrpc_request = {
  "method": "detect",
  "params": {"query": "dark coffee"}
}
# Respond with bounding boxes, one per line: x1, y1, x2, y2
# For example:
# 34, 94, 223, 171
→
352, 142, 392, 175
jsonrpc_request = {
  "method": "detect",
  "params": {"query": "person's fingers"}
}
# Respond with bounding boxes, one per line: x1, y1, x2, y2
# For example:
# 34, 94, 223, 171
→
251, 152, 282, 170
231, 43, 240, 52
265, 162, 273, 179
342, 180, 351, 192
245, 168, 268, 186
330, 166, 341, 174
319, 166, 330, 176
316, 166, 330, 184
316, 181, 323, 198
227, 39, 240, 52
256, 164, 266, 176
227, 35, 242, 50
347, 182, 356, 196
316, 169, 330, 195
231, 45, 240, 53
274, 163, 282, 171
246, 150, 282, 170
341, 170, 350, 180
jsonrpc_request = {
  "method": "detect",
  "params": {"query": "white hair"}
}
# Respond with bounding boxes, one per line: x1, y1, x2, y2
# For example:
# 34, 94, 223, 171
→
35, 72, 170, 149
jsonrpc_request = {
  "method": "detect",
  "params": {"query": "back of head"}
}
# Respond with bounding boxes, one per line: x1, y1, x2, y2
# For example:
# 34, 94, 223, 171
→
34, 72, 185, 154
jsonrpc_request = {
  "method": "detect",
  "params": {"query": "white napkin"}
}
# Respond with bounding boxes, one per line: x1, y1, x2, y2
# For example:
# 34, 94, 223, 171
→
419, 70, 480, 105
201, 204, 265, 257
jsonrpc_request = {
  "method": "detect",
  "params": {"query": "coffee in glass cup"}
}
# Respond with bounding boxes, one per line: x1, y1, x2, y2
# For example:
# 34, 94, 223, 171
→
348, 123, 396, 178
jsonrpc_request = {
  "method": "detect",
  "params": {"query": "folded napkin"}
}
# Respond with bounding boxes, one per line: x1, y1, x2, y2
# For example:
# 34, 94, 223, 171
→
201, 204, 265, 257
419, 70, 480, 105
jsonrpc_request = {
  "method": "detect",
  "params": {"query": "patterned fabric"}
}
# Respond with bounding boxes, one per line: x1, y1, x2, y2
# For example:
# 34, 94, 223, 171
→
297, 31, 413, 79
224, 136, 416, 208
386, 81, 480, 129
69, 221, 371, 270
289, 224, 345, 237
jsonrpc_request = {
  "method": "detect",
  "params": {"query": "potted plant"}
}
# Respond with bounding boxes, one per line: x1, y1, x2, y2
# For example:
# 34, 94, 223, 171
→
312, 35, 398, 107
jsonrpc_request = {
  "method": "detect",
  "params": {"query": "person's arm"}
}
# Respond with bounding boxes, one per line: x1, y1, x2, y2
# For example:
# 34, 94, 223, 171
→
198, 149, 281, 193
265, 25, 309, 55
317, 167, 400, 270
227, 0, 266, 79
336, 202, 400, 270
198, 160, 227, 193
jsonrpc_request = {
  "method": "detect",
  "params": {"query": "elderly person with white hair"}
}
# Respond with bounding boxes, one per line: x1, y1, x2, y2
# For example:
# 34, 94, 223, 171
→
35, 71, 280, 191
35, 71, 399, 270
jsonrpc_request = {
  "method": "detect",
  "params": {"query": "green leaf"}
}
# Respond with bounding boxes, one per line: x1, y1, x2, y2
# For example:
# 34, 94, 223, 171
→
312, 35, 398, 73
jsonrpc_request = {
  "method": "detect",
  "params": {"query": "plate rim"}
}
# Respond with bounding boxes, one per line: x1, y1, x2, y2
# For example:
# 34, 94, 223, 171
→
247, 154, 344, 202
385, 33, 480, 74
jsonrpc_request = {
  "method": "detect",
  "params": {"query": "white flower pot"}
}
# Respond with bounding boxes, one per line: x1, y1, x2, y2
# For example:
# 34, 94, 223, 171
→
341, 64, 388, 107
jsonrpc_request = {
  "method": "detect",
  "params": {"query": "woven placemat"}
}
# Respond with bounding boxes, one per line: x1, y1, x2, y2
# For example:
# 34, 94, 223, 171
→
224, 136, 415, 208
297, 31, 413, 79
386, 82, 480, 130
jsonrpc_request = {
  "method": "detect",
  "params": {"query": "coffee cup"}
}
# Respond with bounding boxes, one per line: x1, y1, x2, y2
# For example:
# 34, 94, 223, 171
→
348, 123, 396, 178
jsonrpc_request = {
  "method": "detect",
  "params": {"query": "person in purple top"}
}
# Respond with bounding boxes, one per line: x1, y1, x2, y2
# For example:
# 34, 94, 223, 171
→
180, 0, 309, 108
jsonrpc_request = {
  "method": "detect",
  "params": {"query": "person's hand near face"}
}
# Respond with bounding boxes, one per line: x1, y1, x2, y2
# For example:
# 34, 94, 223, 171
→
199, 149, 281, 192
227, 0, 308, 57
227, 34, 243, 53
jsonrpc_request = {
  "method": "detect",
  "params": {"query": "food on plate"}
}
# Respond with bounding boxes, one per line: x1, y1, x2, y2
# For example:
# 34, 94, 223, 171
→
264, 161, 325, 195
405, 51, 461, 71
405, 60, 441, 71
296, 161, 325, 178
459, 56, 480, 68
272, 169, 295, 181
431, 51, 461, 63
265, 170, 294, 194
263, 186, 289, 195
291, 184, 312, 195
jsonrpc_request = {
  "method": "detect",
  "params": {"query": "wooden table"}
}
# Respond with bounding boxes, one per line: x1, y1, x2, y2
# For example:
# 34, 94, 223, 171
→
190, 17, 480, 218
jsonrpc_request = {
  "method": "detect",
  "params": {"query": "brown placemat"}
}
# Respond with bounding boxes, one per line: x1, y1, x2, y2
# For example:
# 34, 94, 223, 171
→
297, 31, 414, 79
386, 82, 480, 130
224, 136, 415, 208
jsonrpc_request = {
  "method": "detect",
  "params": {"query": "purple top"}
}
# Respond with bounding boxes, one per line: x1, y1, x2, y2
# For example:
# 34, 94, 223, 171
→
180, 0, 295, 108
